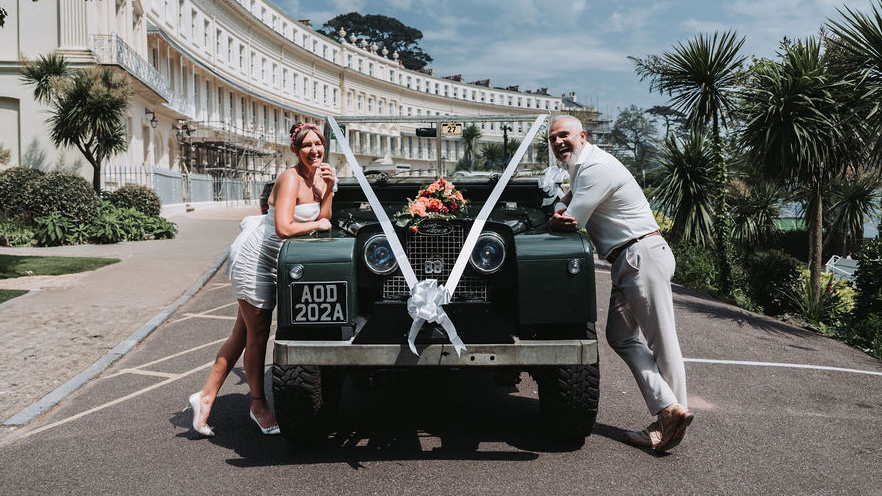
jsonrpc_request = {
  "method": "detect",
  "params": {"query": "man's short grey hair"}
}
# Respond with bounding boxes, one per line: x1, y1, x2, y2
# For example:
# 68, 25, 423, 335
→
550, 114, 583, 132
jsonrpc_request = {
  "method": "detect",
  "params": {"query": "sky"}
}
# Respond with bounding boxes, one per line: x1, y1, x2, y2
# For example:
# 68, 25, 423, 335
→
276, 0, 879, 121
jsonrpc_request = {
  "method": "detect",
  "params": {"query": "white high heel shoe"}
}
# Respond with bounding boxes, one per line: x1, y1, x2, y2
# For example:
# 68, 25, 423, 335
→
249, 410, 280, 435
188, 392, 215, 437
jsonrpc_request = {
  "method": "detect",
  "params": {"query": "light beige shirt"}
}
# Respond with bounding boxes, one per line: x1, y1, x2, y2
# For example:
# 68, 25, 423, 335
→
564, 144, 659, 259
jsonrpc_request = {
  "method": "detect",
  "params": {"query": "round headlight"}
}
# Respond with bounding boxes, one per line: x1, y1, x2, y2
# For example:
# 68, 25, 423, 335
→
363, 233, 398, 275
470, 232, 506, 274
288, 264, 304, 280
567, 258, 583, 275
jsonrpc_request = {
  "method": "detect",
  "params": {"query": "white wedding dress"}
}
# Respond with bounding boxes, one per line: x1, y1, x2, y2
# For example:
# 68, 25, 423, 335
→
227, 203, 320, 309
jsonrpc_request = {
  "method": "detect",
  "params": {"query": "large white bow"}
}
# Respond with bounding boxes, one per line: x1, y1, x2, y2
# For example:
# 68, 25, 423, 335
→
538, 165, 568, 206
405, 279, 464, 355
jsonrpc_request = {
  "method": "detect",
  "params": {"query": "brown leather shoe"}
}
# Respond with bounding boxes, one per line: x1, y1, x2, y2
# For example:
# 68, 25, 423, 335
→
654, 403, 694, 453
624, 420, 661, 448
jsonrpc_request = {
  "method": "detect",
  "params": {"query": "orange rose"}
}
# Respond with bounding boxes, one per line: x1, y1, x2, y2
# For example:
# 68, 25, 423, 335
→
409, 198, 428, 217
427, 197, 444, 212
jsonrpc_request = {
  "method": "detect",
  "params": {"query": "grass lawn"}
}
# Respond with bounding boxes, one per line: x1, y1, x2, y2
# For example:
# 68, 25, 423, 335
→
0, 254, 120, 304
0, 254, 120, 280
0, 289, 29, 305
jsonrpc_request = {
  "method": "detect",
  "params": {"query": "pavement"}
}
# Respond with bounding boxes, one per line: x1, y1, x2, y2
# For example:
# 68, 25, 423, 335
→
0, 204, 257, 426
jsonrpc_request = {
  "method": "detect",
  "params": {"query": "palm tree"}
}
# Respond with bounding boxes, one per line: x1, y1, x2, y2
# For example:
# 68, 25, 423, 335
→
729, 179, 784, 247
825, 172, 882, 255
655, 131, 715, 246
740, 37, 849, 300
828, 2, 882, 162
461, 124, 481, 171
631, 30, 747, 294
20, 54, 132, 192
477, 139, 521, 171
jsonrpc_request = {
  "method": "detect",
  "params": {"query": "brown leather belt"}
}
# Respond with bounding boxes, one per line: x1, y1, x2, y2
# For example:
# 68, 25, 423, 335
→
605, 231, 660, 263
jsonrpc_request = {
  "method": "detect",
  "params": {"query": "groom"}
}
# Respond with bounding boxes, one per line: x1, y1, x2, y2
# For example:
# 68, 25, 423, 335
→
547, 115, 693, 453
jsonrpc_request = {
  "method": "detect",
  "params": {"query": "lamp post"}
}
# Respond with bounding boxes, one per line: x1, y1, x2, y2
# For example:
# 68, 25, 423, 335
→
502, 124, 512, 170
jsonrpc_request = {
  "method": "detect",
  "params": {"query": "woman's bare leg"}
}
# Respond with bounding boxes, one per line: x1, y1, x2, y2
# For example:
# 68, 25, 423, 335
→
237, 300, 277, 428
193, 309, 247, 429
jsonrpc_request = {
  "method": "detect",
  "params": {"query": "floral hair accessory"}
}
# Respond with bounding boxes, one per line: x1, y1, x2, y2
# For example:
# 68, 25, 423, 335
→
395, 178, 467, 232
290, 123, 319, 146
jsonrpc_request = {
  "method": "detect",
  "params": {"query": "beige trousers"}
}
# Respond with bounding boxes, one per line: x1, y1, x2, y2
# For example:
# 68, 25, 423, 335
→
606, 235, 687, 415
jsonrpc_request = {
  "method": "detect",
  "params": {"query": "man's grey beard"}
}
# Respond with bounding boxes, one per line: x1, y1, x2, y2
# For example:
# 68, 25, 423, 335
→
562, 143, 584, 168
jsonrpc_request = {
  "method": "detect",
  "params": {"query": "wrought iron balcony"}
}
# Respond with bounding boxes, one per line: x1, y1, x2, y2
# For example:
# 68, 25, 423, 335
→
91, 34, 194, 117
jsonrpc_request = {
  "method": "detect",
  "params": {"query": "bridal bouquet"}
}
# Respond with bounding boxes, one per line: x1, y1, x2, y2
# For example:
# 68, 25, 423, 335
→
395, 178, 467, 231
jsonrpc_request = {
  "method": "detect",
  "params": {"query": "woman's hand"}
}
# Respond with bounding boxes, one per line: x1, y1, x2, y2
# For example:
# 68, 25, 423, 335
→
316, 218, 332, 231
318, 163, 336, 186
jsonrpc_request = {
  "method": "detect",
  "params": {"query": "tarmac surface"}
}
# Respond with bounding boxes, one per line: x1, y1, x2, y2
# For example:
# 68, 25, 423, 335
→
0, 204, 256, 425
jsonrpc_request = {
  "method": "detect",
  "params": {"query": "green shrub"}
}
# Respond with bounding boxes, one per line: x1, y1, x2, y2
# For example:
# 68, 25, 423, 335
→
105, 184, 162, 217
144, 216, 178, 239
653, 210, 673, 235
89, 206, 126, 244
0, 218, 36, 247
743, 249, 803, 315
0, 166, 44, 217
22, 171, 98, 225
786, 270, 854, 331
115, 206, 148, 241
65, 223, 92, 245
33, 213, 74, 247
844, 312, 882, 358
672, 242, 718, 294
775, 228, 809, 263
854, 239, 882, 319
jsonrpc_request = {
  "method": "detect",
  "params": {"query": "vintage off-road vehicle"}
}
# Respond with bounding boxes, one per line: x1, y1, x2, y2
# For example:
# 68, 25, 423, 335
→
271, 171, 599, 445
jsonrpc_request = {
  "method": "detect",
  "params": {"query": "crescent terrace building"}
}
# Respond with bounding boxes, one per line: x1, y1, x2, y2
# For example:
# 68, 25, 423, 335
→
0, 0, 605, 210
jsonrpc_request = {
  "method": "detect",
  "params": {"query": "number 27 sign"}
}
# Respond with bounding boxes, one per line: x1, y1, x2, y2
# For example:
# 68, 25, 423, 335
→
440, 122, 463, 137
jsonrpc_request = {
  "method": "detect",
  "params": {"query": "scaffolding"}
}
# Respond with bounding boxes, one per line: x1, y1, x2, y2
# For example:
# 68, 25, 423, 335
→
173, 120, 284, 203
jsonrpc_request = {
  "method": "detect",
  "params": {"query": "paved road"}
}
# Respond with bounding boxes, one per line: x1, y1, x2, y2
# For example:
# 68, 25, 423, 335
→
1, 261, 880, 495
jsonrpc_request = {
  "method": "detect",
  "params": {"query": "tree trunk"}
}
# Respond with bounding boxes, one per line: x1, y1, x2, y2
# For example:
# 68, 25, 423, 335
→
808, 178, 824, 304
92, 162, 102, 192
711, 117, 732, 295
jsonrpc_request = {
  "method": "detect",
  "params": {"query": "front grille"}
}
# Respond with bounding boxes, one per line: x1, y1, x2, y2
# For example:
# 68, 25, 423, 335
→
382, 221, 488, 301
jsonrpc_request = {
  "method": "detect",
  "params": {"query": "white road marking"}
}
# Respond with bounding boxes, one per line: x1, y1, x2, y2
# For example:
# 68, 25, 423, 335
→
180, 313, 237, 321
685, 358, 882, 377
23, 332, 279, 436
102, 338, 227, 379
124, 369, 180, 379
171, 302, 237, 323
21, 361, 215, 438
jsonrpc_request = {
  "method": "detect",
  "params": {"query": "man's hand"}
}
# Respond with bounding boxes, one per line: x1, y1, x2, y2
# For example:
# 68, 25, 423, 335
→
549, 207, 578, 231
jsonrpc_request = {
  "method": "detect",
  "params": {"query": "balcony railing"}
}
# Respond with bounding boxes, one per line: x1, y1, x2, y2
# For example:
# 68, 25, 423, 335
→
92, 34, 194, 117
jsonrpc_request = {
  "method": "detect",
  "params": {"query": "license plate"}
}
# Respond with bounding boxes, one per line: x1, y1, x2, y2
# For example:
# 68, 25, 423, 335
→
290, 282, 347, 324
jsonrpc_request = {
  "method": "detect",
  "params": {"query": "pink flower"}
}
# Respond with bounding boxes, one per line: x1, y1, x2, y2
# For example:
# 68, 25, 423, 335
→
409, 197, 428, 217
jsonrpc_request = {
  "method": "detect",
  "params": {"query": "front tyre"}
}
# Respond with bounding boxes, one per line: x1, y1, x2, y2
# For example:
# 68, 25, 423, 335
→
534, 363, 600, 441
272, 364, 341, 446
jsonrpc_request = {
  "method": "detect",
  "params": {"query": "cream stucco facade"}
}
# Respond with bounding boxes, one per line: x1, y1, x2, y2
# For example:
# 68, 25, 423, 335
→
1, 0, 572, 204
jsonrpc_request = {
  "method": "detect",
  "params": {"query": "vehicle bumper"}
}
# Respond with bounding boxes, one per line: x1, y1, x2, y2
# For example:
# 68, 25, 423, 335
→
273, 338, 598, 366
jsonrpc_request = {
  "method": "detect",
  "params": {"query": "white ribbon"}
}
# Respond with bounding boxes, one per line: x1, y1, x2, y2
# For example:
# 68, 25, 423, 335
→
327, 115, 548, 357
537, 165, 568, 206
405, 279, 463, 355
